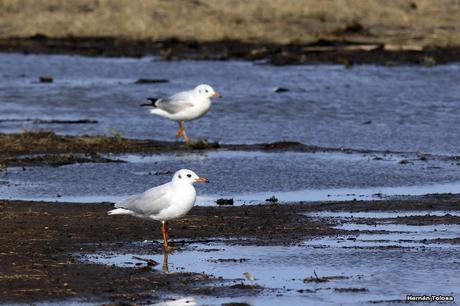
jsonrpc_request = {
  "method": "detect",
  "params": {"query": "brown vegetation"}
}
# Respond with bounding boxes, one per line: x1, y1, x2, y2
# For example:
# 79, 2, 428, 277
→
1, 0, 460, 47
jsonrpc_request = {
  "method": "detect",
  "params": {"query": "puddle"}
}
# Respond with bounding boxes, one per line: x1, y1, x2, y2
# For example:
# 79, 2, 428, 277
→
10, 295, 315, 306
309, 228, 460, 249
77, 205, 460, 304
304, 211, 460, 248
335, 223, 459, 234
308, 211, 460, 218
79, 238, 460, 305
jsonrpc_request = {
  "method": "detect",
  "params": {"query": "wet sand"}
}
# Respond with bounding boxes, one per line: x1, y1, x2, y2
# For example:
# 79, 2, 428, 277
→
1, 194, 459, 304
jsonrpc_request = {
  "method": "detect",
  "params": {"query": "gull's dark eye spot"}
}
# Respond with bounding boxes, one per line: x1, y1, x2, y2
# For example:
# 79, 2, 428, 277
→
205, 90, 208, 92
178, 174, 182, 179
187, 174, 192, 178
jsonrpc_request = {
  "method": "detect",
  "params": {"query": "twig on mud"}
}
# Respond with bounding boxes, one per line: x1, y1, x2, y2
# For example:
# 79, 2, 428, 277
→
132, 256, 160, 266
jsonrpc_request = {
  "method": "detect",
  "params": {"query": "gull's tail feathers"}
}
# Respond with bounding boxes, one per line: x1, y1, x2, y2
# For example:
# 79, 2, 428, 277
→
107, 208, 132, 216
140, 97, 159, 107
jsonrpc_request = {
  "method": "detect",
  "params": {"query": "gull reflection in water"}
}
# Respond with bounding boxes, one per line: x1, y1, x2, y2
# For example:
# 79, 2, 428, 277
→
152, 253, 196, 306
162, 252, 169, 272
152, 296, 197, 306
132, 252, 170, 272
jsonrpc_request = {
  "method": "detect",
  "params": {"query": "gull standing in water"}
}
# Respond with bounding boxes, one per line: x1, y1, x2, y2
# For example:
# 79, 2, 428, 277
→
107, 169, 209, 251
141, 84, 221, 144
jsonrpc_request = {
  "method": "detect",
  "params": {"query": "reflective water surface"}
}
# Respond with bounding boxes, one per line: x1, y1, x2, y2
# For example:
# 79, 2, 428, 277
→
80, 231, 460, 305
1, 53, 459, 154
1, 151, 460, 204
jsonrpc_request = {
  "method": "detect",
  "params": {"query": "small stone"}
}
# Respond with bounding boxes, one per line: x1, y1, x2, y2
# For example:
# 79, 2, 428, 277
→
39, 76, 53, 83
266, 195, 278, 203
273, 87, 289, 93
216, 198, 234, 206
134, 78, 169, 84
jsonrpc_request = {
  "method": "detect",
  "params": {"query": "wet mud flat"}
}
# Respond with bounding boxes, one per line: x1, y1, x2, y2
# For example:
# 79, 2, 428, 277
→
1, 131, 459, 169
2, 36, 460, 66
0, 131, 219, 168
0, 199, 333, 304
0, 194, 459, 304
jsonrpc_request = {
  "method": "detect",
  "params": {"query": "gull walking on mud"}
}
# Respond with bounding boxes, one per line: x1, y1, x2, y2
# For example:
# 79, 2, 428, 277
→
141, 84, 221, 144
107, 169, 209, 251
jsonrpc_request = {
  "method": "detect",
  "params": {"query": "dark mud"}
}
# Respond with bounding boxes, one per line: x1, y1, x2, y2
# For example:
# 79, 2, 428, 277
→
0, 131, 194, 168
1, 194, 459, 303
2, 37, 460, 65
302, 193, 460, 212
3, 153, 123, 167
0, 131, 179, 156
0, 199, 333, 304
0, 119, 98, 124
0, 131, 365, 157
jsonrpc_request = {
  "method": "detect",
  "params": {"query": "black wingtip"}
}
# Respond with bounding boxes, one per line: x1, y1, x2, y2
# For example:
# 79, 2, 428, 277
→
140, 97, 158, 107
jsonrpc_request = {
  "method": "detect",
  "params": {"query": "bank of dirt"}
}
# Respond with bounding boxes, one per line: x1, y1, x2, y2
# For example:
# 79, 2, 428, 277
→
1, 0, 460, 65
2, 36, 460, 66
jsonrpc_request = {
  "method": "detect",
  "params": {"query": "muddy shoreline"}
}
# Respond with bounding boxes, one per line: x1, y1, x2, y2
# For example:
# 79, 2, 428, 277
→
0, 194, 459, 304
1, 131, 459, 169
2, 37, 460, 65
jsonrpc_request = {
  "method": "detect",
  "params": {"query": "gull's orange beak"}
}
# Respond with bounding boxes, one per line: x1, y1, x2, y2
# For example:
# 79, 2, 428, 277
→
195, 177, 209, 183
212, 92, 222, 98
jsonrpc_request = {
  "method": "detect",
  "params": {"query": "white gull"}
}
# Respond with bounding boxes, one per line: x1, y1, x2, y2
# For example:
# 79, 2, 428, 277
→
141, 84, 221, 144
108, 169, 209, 251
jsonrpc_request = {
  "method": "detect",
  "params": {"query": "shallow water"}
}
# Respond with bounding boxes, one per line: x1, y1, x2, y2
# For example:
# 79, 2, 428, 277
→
2, 151, 460, 203
309, 210, 460, 218
308, 210, 460, 248
80, 234, 460, 305
1, 53, 460, 154
78, 208, 460, 304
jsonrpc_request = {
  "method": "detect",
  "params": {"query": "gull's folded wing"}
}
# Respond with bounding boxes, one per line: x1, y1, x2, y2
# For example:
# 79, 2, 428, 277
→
155, 98, 194, 114
115, 183, 171, 215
